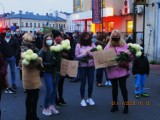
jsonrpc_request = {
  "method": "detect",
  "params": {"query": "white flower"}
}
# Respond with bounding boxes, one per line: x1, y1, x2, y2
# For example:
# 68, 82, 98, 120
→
25, 54, 32, 61
22, 59, 30, 65
96, 45, 103, 51
66, 46, 71, 50
136, 51, 142, 57
50, 46, 56, 52
31, 53, 38, 60
21, 52, 27, 59
26, 49, 33, 55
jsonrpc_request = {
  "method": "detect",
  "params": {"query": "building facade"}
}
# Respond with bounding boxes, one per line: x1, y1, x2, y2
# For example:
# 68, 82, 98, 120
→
71, 0, 160, 62
0, 11, 66, 32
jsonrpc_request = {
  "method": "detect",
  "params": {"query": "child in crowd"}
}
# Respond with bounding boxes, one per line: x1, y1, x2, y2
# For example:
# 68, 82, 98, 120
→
132, 50, 150, 98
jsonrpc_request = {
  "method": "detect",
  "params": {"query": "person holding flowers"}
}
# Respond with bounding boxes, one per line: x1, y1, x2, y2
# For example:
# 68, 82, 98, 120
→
51, 30, 70, 107
104, 29, 131, 114
21, 33, 42, 120
75, 32, 96, 107
132, 49, 150, 98
38, 34, 59, 116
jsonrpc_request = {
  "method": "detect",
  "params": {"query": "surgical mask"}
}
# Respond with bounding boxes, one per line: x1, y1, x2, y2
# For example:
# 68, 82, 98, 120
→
92, 38, 97, 43
112, 37, 120, 42
6, 32, 11, 37
46, 40, 53, 46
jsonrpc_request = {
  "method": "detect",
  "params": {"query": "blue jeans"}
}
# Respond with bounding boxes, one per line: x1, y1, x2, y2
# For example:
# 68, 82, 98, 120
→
135, 74, 146, 94
6, 56, 16, 85
43, 72, 55, 108
79, 67, 95, 98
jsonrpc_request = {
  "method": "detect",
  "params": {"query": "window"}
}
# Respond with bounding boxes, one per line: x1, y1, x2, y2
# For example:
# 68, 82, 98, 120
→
21, 22, 23, 27
30, 23, 32, 27
42, 23, 45, 27
127, 21, 133, 33
38, 23, 40, 27
34, 23, 36, 27
26, 23, 28, 27
107, 22, 114, 32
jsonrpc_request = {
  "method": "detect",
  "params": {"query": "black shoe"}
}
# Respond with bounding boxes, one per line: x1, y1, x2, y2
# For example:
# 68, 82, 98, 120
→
123, 107, 128, 114
59, 98, 67, 105
12, 84, 17, 89
70, 78, 80, 82
111, 106, 118, 112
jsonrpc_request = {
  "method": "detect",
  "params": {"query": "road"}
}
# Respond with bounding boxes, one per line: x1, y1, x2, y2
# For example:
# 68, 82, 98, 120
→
1, 68, 160, 120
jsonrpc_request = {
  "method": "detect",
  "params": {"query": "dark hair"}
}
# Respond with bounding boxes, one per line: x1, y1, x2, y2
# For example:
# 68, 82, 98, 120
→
42, 34, 53, 51
79, 32, 92, 46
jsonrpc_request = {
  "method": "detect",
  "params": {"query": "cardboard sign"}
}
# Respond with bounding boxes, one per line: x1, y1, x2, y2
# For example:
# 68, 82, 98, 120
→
93, 48, 117, 69
60, 59, 79, 77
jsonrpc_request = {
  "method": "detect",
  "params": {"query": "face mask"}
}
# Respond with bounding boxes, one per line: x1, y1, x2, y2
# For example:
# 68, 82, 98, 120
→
6, 32, 11, 37
112, 37, 120, 42
92, 38, 97, 43
46, 40, 53, 46
55, 38, 62, 44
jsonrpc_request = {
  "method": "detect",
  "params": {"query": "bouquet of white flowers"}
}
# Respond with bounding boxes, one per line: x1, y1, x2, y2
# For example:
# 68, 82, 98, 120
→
21, 49, 39, 66
115, 43, 143, 69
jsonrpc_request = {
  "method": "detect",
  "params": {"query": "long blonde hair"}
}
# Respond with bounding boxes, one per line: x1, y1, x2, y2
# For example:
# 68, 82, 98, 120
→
107, 29, 126, 47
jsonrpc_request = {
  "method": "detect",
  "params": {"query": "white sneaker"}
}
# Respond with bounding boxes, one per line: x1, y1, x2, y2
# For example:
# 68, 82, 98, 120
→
42, 108, 52, 116
49, 105, 59, 114
86, 98, 95, 105
80, 99, 87, 107
105, 81, 109, 86
108, 81, 112, 86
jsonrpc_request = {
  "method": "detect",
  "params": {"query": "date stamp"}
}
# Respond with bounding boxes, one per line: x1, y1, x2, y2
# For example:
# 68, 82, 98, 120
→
112, 101, 150, 106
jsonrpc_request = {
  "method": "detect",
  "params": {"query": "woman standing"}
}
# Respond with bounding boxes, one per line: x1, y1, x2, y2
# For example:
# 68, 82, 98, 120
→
104, 29, 130, 114
38, 34, 59, 116
21, 33, 42, 120
75, 32, 95, 107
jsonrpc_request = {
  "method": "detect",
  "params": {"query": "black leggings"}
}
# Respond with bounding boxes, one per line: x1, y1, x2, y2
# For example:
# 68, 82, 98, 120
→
58, 77, 65, 100
111, 76, 128, 106
25, 89, 39, 119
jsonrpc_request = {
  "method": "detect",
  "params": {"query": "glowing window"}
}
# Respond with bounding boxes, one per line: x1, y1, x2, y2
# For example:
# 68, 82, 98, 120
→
127, 21, 133, 33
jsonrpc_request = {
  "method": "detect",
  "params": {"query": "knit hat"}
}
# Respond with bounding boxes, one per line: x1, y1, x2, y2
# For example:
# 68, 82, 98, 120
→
52, 29, 61, 39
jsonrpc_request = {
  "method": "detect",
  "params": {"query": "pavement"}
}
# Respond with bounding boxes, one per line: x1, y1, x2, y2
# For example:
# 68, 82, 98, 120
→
1, 64, 160, 120
150, 64, 160, 76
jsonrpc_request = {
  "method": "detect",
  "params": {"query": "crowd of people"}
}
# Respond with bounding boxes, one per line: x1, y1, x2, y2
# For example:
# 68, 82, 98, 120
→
0, 28, 150, 120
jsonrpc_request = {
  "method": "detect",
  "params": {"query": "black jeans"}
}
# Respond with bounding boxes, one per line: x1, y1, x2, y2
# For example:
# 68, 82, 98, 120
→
25, 89, 39, 120
111, 76, 128, 107
96, 68, 104, 84
58, 76, 65, 100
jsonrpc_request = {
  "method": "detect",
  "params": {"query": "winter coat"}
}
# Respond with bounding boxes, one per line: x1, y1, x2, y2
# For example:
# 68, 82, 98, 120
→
104, 44, 130, 79
0, 53, 7, 88
38, 49, 56, 73
21, 41, 42, 90
75, 43, 95, 67
132, 56, 150, 75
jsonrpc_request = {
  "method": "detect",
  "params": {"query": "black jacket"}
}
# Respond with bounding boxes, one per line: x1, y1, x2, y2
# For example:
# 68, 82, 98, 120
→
38, 49, 56, 73
1, 36, 19, 58
132, 56, 150, 75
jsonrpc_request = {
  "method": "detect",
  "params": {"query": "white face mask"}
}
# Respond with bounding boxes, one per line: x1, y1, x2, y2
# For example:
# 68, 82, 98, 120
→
46, 40, 53, 46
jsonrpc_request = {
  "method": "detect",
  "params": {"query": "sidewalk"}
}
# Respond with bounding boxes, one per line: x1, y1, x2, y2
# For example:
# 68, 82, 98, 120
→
150, 64, 160, 76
